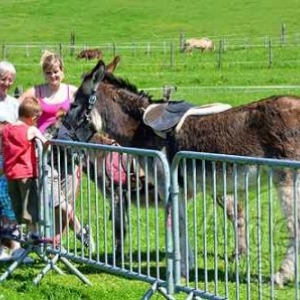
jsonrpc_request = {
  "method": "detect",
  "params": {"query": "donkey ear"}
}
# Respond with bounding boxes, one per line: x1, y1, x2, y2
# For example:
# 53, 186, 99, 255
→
91, 60, 106, 85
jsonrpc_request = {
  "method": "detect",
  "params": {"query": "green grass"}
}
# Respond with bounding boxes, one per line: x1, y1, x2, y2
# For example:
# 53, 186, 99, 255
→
1, 0, 300, 299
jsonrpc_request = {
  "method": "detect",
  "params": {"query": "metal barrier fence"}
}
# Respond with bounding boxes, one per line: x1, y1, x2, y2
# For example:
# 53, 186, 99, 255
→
171, 151, 300, 300
45, 140, 173, 298
2, 140, 300, 299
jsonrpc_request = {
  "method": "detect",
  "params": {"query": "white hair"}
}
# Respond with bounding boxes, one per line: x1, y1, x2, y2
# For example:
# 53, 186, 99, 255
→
0, 61, 16, 78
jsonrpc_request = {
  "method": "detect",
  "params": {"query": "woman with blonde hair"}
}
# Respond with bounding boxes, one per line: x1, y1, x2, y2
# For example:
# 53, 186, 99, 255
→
19, 51, 95, 252
20, 50, 77, 133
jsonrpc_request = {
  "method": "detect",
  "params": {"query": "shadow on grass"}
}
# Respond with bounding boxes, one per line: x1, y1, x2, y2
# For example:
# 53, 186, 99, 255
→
73, 249, 275, 286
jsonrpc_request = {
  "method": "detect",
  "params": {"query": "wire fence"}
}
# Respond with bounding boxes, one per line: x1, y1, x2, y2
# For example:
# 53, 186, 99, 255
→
2, 29, 300, 69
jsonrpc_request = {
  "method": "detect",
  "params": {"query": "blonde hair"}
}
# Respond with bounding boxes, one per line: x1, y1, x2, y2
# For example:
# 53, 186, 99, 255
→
19, 96, 42, 119
40, 50, 64, 73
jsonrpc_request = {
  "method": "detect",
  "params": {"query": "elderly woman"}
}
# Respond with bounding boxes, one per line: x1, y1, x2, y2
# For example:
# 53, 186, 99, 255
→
0, 61, 34, 263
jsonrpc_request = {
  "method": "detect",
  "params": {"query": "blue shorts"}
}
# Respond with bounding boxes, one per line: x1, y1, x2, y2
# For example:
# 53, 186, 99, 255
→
0, 175, 16, 221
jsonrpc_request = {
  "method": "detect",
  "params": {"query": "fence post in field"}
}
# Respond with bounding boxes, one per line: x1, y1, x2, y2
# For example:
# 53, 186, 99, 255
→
59, 43, 62, 58
222, 36, 226, 52
1, 44, 5, 60
179, 30, 185, 52
268, 38, 273, 68
281, 23, 286, 46
170, 42, 174, 68
112, 42, 116, 57
70, 31, 75, 56
218, 40, 223, 69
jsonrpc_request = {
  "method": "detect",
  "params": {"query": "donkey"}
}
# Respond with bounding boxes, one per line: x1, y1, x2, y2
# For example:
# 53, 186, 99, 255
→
57, 60, 300, 287
182, 38, 215, 52
77, 48, 102, 60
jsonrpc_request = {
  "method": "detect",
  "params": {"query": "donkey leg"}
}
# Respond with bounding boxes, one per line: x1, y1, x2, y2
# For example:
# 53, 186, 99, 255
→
179, 193, 195, 277
217, 194, 247, 257
272, 183, 299, 287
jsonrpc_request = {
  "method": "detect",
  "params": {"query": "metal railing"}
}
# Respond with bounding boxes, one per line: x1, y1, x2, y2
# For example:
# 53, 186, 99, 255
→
2, 141, 300, 299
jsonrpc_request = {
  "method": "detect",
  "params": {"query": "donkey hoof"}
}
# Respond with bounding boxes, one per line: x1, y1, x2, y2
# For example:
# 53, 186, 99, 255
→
272, 270, 294, 288
271, 272, 285, 288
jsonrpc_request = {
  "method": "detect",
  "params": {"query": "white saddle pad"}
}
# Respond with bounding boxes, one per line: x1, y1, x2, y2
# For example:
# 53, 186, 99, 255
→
175, 102, 232, 132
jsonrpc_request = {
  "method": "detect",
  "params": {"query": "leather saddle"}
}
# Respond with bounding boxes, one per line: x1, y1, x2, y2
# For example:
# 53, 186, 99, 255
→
143, 100, 194, 132
143, 101, 232, 137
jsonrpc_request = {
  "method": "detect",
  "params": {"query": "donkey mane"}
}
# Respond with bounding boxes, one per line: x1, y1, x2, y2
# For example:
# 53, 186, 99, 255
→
101, 72, 163, 121
104, 72, 152, 100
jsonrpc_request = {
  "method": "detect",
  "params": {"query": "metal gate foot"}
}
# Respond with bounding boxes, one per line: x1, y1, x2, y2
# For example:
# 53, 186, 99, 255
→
59, 256, 92, 286
33, 252, 92, 286
0, 246, 34, 282
141, 281, 175, 300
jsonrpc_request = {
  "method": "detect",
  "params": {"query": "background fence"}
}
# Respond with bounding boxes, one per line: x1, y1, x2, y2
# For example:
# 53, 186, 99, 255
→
2, 28, 300, 70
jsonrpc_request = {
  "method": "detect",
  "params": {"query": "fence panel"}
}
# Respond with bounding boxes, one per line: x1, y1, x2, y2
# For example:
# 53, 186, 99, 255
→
171, 151, 300, 299
44, 140, 173, 297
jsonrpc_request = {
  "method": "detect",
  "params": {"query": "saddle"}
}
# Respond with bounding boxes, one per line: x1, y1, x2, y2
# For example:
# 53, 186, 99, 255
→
143, 100, 194, 132
143, 100, 232, 137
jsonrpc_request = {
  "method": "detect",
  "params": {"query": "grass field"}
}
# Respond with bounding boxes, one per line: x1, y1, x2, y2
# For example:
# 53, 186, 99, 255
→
1, 0, 300, 299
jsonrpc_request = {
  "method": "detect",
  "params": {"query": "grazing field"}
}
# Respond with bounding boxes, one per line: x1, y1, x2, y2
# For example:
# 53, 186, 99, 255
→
1, 0, 300, 299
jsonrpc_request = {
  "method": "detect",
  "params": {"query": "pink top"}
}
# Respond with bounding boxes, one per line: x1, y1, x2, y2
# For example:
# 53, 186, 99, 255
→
37, 85, 71, 133
2, 124, 38, 179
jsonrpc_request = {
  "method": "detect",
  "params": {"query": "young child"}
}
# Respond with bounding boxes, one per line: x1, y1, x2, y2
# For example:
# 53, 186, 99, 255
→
2, 96, 48, 242
0, 113, 28, 261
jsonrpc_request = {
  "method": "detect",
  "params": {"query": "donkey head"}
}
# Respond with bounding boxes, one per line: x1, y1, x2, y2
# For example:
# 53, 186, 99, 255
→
56, 60, 106, 142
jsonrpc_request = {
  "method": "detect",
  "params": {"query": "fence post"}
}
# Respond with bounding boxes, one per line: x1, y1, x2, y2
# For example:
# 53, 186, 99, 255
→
70, 31, 75, 56
2, 44, 5, 60
222, 36, 226, 52
268, 38, 273, 68
112, 42, 116, 57
281, 23, 286, 46
59, 43, 62, 58
170, 42, 174, 68
179, 30, 185, 52
218, 40, 223, 69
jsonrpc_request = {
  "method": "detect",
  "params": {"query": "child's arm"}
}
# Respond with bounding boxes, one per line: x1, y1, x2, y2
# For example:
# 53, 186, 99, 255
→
27, 126, 48, 144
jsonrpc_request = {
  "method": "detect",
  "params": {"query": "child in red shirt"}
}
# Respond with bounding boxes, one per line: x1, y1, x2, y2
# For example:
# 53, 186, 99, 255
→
2, 96, 48, 240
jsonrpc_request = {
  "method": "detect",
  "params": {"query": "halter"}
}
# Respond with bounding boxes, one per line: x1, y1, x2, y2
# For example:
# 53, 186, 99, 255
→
60, 90, 98, 142
85, 89, 98, 120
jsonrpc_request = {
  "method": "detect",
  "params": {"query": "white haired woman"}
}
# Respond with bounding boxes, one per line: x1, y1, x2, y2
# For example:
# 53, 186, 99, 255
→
0, 61, 33, 263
